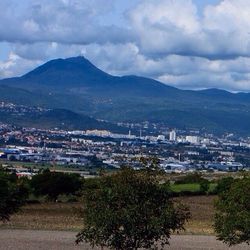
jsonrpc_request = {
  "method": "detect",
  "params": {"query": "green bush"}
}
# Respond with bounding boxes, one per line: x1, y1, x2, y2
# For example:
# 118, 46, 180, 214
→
30, 169, 83, 201
214, 177, 250, 246
0, 170, 29, 221
215, 177, 234, 194
175, 172, 205, 184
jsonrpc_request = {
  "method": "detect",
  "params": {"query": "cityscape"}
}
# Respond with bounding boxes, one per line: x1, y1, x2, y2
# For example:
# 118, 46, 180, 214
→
0, 102, 249, 178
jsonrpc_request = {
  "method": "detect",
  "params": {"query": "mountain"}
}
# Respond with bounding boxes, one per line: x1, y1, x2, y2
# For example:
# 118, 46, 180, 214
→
1, 56, 250, 135
1, 56, 179, 98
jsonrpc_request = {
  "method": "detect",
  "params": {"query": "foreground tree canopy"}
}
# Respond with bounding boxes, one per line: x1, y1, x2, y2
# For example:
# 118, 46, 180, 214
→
77, 167, 190, 250
0, 170, 28, 221
214, 177, 250, 246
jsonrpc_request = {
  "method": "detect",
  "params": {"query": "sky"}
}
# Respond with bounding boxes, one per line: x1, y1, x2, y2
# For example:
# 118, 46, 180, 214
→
0, 0, 250, 92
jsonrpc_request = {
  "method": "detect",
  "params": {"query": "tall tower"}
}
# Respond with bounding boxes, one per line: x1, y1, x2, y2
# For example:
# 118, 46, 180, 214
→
129, 130, 131, 138
169, 130, 176, 141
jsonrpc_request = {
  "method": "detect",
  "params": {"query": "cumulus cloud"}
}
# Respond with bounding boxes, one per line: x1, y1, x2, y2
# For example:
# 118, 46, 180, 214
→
0, 0, 133, 45
1, 0, 250, 91
129, 0, 250, 60
129, 0, 202, 58
0, 52, 42, 78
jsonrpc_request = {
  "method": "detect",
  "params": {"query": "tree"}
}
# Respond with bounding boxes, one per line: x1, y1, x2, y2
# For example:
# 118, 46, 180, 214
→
30, 169, 83, 201
215, 177, 234, 194
0, 170, 28, 221
76, 167, 190, 249
214, 177, 250, 246
200, 179, 210, 194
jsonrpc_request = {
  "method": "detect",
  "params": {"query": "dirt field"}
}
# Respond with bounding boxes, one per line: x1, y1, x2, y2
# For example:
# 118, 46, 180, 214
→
176, 195, 216, 235
0, 196, 216, 234
0, 202, 83, 231
0, 230, 249, 250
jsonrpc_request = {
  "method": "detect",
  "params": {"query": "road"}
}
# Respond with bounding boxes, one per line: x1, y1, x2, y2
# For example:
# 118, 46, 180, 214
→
0, 229, 249, 250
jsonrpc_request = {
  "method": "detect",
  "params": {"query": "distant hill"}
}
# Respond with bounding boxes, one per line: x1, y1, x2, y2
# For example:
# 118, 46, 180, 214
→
0, 104, 124, 132
1, 56, 250, 135
23, 109, 124, 132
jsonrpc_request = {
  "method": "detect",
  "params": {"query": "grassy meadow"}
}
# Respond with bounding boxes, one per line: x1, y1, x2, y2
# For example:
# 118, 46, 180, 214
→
170, 183, 217, 193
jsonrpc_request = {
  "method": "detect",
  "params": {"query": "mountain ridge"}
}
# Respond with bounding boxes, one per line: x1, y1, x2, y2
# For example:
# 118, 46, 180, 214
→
1, 56, 249, 96
0, 56, 250, 135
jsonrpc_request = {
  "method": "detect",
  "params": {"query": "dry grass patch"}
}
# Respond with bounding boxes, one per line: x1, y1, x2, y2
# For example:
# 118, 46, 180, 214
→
175, 195, 216, 235
0, 196, 217, 235
0, 202, 83, 231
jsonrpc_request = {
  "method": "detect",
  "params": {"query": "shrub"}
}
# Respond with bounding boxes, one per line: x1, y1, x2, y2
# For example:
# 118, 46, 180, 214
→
214, 177, 250, 246
30, 169, 83, 201
0, 170, 28, 221
175, 172, 204, 184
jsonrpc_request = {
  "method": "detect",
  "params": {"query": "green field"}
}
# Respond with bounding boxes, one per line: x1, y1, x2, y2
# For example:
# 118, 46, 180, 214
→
171, 183, 200, 192
170, 183, 217, 193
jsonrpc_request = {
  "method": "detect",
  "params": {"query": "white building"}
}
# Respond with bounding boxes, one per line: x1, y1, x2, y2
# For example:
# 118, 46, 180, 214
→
85, 130, 111, 137
169, 130, 176, 141
157, 135, 165, 141
186, 136, 200, 144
